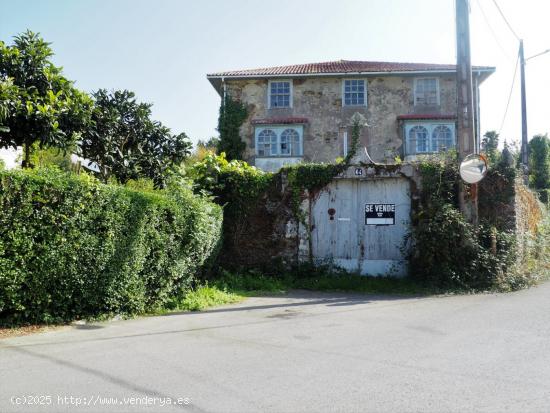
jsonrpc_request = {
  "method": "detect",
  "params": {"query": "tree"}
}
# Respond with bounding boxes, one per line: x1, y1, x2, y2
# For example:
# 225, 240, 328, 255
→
528, 134, 550, 190
481, 130, 499, 165
216, 95, 248, 160
0, 31, 92, 167
0, 78, 18, 132
197, 136, 219, 152
79, 89, 191, 187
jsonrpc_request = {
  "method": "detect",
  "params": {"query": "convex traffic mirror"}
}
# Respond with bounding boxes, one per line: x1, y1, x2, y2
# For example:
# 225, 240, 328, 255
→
459, 154, 488, 184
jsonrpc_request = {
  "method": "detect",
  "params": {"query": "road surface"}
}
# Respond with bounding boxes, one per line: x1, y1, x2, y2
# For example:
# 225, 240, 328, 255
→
2, 283, 550, 412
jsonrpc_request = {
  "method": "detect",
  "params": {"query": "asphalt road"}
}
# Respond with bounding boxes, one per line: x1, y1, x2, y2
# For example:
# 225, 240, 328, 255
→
2, 283, 550, 413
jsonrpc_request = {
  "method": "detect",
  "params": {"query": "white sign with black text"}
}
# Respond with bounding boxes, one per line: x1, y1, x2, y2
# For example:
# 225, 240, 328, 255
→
365, 203, 395, 225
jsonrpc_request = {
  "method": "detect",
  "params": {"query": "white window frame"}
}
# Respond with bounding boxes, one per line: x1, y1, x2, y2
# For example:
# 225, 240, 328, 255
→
268, 80, 293, 109
342, 78, 368, 107
256, 129, 278, 157
255, 125, 303, 157
413, 77, 440, 106
404, 122, 455, 155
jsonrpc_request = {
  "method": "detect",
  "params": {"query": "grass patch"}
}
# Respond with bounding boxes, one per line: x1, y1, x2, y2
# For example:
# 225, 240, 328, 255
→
212, 271, 289, 295
1, 285, 244, 333
163, 285, 244, 312
210, 268, 432, 296
290, 274, 429, 295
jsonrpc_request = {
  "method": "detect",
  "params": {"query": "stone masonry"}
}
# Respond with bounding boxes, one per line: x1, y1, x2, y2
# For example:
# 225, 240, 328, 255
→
225, 75, 459, 164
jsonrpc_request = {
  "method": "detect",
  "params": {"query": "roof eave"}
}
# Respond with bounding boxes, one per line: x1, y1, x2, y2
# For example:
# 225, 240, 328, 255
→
207, 76, 224, 97
473, 67, 496, 84
207, 67, 495, 80
207, 66, 496, 94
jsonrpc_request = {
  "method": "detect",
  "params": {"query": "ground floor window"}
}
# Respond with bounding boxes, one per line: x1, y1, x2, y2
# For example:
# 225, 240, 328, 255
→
255, 125, 303, 157
404, 122, 455, 155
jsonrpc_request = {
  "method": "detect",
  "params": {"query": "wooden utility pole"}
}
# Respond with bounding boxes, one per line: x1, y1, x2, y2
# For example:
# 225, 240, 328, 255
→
519, 40, 529, 167
456, 0, 478, 224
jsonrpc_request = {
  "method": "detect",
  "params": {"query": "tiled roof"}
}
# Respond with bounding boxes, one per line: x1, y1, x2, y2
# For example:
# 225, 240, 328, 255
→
397, 114, 457, 120
208, 60, 494, 78
251, 117, 309, 125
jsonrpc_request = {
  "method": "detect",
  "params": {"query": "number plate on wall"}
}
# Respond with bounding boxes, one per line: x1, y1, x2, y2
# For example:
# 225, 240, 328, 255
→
365, 204, 395, 225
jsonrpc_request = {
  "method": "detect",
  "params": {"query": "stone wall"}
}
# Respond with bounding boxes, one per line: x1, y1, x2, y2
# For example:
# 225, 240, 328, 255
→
217, 158, 544, 279
226, 75, 458, 164
216, 173, 298, 271
479, 170, 544, 265
218, 162, 421, 273
514, 180, 544, 260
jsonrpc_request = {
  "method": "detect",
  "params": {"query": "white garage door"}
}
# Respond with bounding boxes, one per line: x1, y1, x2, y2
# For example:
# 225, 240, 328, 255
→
310, 178, 411, 276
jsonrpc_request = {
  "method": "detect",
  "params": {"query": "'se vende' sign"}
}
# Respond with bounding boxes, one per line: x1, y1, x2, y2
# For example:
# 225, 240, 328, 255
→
365, 204, 395, 225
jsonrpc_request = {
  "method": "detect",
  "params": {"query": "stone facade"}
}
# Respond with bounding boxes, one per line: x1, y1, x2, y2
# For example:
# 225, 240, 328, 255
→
225, 75, 465, 169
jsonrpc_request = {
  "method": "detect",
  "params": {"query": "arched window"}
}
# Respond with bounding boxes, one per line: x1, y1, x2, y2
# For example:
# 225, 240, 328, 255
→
431, 125, 453, 152
408, 125, 429, 153
280, 129, 301, 156
257, 129, 277, 156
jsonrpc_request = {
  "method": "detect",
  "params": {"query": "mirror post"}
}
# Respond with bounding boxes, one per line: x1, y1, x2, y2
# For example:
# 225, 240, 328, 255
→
456, 0, 479, 225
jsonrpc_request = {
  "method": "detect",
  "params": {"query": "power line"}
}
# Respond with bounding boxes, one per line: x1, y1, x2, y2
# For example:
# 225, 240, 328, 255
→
491, 0, 521, 41
474, 0, 514, 61
498, 50, 520, 136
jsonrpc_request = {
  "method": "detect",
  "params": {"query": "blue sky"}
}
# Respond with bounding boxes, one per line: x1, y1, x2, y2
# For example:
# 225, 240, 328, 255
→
1, 0, 549, 159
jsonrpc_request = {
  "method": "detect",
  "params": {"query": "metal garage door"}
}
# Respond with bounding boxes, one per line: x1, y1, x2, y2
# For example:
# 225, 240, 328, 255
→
310, 178, 411, 276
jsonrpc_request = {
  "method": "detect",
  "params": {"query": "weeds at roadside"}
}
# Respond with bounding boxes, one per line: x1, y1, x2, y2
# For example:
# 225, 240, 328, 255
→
209, 266, 435, 297
160, 284, 243, 313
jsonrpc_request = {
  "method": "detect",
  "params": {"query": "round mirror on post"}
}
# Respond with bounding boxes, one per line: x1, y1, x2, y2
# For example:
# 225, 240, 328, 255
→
459, 154, 488, 184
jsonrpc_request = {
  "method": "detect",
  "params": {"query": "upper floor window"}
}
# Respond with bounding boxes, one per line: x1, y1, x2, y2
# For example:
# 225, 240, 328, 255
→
343, 79, 366, 106
255, 126, 303, 157
414, 78, 439, 106
269, 81, 292, 108
405, 122, 455, 155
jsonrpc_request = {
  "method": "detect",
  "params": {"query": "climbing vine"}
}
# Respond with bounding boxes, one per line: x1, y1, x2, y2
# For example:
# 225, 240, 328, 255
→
190, 113, 366, 265
282, 112, 366, 216
216, 95, 248, 161
280, 113, 365, 261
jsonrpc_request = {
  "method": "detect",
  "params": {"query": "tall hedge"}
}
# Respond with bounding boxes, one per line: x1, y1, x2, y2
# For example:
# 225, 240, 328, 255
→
0, 168, 222, 326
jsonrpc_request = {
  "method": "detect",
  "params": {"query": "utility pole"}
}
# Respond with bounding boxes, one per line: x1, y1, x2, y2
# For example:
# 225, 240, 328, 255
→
456, 0, 478, 224
519, 40, 528, 167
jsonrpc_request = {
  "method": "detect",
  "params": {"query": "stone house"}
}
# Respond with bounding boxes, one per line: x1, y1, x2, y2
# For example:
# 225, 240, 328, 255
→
207, 60, 494, 172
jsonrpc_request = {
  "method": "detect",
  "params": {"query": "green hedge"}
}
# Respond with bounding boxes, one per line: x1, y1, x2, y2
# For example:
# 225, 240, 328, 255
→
0, 168, 222, 326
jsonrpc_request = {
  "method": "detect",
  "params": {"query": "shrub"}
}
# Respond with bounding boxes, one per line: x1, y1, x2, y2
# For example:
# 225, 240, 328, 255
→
538, 189, 550, 205
410, 159, 517, 290
529, 134, 550, 190
188, 153, 273, 264
410, 204, 516, 290
0, 168, 222, 326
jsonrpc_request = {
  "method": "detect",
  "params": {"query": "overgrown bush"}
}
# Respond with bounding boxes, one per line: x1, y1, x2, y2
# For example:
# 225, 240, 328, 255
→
0, 168, 222, 326
410, 158, 517, 290
189, 152, 272, 208
188, 152, 273, 267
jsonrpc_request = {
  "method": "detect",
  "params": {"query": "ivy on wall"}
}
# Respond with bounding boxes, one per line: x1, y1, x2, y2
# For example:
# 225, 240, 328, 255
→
216, 95, 248, 161
189, 113, 366, 267
282, 112, 366, 213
